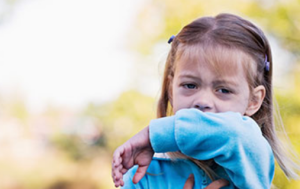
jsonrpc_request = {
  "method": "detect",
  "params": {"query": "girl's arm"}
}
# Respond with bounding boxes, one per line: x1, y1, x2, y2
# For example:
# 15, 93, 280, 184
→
112, 108, 274, 188
149, 108, 275, 189
113, 127, 212, 188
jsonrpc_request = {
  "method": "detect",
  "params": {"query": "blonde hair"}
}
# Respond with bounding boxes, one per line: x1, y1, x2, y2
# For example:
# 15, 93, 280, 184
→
157, 13, 300, 180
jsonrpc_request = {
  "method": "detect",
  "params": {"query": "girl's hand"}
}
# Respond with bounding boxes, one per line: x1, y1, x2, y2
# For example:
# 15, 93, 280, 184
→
112, 126, 154, 187
183, 174, 229, 189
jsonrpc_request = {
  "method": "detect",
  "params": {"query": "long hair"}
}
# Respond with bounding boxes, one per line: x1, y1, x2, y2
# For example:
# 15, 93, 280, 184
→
157, 13, 299, 180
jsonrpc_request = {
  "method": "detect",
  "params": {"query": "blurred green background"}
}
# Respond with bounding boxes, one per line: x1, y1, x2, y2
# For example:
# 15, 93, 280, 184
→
0, 0, 299, 188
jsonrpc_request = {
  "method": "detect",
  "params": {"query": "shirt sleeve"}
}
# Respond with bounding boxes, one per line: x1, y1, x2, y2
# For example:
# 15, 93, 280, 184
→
149, 108, 275, 189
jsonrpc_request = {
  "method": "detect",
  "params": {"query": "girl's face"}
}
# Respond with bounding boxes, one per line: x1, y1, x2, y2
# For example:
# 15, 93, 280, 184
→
171, 48, 261, 115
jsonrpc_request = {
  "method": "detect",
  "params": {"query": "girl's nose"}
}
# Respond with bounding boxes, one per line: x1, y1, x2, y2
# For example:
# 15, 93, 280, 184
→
193, 91, 213, 112
194, 103, 212, 112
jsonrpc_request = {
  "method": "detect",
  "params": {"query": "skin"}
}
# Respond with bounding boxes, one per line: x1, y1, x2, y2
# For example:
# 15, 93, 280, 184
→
170, 51, 265, 116
112, 49, 266, 188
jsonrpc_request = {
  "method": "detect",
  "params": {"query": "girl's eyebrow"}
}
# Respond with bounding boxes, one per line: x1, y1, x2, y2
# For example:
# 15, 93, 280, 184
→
178, 73, 239, 87
178, 73, 238, 83
212, 79, 238, 87
178, 73, 200, 80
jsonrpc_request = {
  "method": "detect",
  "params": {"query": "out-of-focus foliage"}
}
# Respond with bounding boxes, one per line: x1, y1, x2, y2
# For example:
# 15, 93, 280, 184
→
0, 90, 155, 189
82, 90, 156, 152
245, 0, 300, 57
272, 66, 300, 188
276, 70, 300, 134
129, 0, 300, 58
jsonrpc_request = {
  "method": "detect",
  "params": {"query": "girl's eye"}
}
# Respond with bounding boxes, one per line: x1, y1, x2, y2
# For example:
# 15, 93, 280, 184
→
217, 88, 231, 94
183, 84, 196, 89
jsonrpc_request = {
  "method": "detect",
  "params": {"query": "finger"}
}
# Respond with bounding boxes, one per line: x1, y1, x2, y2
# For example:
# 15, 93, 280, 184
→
183, 174, 194, 189
121, 168, 128, 174
120, 179, 124, 187
113, 147, 124, 166
112, 160, 122, 176
113, 167, 127, 187
113, 164, 124, 182
112, 150, 124, 181
114, 175, 124, 188
113, 157, 122, 168
115, 164, 128, 176
205, 179, 230, 189
132, 165, 149, 184
112, 146, 127, 187
112, 166, 118, 184
112, 167, 122, 188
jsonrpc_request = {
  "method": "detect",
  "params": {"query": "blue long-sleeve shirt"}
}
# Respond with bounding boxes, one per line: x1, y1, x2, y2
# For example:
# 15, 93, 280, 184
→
122, 109, 275, 189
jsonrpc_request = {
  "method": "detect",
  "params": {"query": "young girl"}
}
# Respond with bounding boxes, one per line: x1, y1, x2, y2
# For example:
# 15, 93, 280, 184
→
112, 13, 299, 189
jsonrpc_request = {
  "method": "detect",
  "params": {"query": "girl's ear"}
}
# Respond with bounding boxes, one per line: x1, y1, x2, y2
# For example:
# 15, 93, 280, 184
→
245, 85, 266, 116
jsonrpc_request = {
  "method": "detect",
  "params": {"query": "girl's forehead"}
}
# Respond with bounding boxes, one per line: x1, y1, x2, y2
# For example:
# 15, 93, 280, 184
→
175, 44, 254, 77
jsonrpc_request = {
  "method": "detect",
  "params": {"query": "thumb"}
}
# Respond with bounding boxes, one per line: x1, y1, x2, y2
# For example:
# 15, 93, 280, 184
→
183, 174, 194, 189
132, 165, 149, 184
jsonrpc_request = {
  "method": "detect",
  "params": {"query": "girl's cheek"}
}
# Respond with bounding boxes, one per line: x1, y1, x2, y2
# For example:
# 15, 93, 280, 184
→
215, 101, 233, 113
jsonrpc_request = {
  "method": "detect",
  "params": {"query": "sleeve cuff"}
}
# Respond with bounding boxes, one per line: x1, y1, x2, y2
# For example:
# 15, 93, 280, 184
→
149, 115, 179, 153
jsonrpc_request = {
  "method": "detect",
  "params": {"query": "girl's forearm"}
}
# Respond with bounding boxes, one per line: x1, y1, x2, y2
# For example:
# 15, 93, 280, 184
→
148, 108, 274, 189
